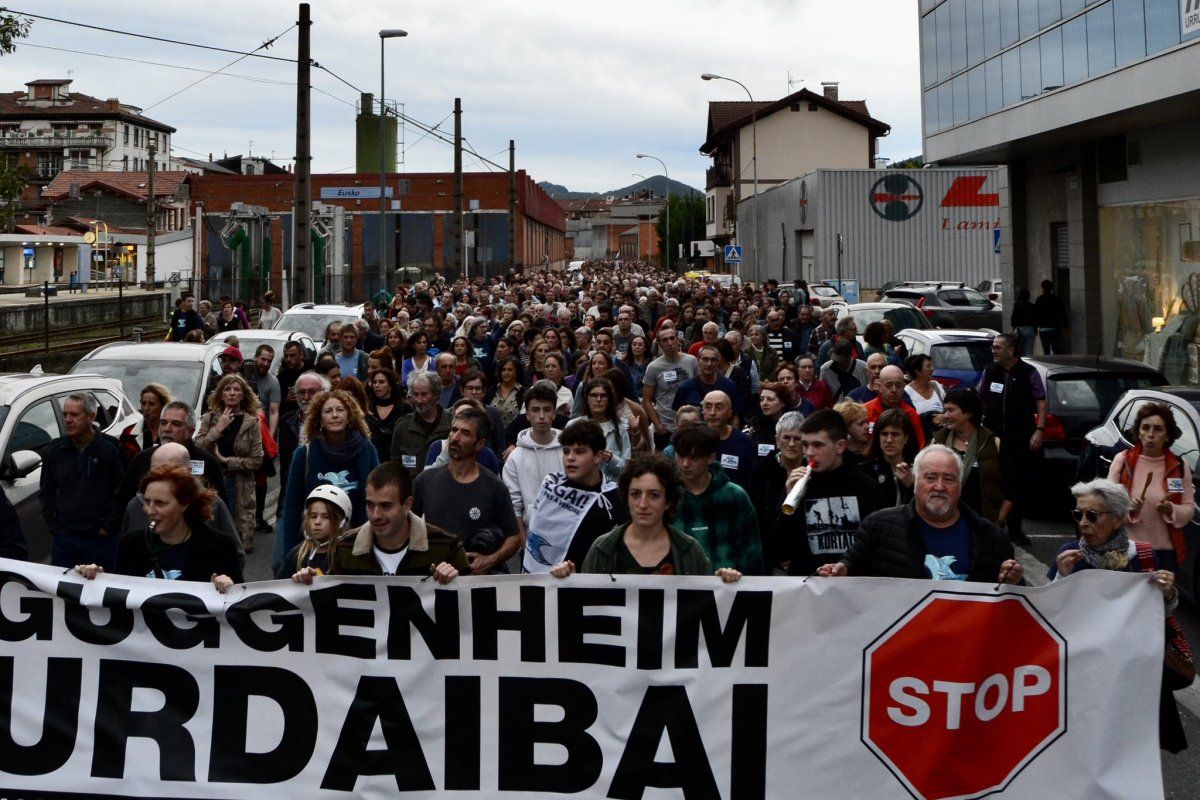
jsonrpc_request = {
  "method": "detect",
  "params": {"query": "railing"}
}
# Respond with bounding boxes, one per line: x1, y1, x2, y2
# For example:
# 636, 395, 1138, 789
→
0, 134, 112, 148
705, 164, 732, 189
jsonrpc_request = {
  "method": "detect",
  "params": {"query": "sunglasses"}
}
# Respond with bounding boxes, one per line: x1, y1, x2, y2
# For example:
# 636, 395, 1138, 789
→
1071, 509, 1109, 523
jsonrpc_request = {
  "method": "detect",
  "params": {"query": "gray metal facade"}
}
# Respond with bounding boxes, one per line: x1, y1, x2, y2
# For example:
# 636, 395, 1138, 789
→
736, 168, 1006, 290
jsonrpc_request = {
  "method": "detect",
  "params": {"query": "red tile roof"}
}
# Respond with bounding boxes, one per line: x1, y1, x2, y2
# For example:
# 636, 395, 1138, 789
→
42, 170, 190, 201
12, 224, 81, 237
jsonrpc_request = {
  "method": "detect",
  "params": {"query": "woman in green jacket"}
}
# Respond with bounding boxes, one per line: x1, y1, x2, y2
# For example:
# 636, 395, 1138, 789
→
550, 453, 741, 580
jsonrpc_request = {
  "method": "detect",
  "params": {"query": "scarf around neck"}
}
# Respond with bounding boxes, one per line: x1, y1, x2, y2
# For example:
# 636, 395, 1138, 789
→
317, 429, 367, 464
1077, 526, 1132, 571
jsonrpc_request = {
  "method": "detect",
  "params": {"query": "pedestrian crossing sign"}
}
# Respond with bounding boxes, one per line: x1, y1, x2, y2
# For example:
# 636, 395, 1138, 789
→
725, 245, 743, 263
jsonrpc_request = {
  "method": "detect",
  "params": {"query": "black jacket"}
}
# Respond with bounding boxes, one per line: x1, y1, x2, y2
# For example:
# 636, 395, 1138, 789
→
0, 491, 26, 561
38, 429, 124, 538
980, 358, 1039, 441
840, 501, 1014, 583
116, 517, 244, 583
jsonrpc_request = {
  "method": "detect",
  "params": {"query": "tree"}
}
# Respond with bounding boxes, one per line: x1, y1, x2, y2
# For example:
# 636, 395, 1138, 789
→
653, 193, 705, 272
0, 10, 30, 231
889, 155, 925, 169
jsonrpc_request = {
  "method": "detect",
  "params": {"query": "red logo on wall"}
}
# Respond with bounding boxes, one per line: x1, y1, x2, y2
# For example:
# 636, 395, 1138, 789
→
940, 176, 999, 208
862, 592, 1066, 800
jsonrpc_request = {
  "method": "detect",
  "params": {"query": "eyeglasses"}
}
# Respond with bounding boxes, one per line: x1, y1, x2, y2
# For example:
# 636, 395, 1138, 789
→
1071, 509, 1108, 523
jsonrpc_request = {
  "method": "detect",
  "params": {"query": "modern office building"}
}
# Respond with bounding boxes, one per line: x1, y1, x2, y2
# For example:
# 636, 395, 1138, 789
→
919, 0, 1200, 377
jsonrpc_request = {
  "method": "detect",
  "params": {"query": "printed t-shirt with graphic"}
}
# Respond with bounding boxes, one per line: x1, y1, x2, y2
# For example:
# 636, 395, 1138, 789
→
522, 472, 626, 573
787, 460, 881, 575
917, 517, 971, 580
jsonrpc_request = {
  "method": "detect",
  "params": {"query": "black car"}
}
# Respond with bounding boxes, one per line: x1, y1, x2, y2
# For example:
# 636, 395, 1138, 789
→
1077, 386, 1200, 602
882, 282, 1002, 330
1023, 356, 1167, 511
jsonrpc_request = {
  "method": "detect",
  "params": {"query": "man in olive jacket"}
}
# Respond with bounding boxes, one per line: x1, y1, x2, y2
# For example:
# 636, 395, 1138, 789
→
820, 445, 1024, 585
291, 462, 468, 582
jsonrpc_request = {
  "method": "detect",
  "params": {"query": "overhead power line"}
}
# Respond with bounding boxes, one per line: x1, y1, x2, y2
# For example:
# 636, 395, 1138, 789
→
3, 8, 296, 62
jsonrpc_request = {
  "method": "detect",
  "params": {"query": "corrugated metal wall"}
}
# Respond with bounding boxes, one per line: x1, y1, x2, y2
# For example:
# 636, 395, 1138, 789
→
736, 168, 1006, 290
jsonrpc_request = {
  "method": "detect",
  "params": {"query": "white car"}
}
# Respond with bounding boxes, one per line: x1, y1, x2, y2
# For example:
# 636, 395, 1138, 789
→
807, 282, 846, 308
71, 342, 226, 414
273, 303, 366, 343
0, 372, 139, 562
976, 278, 1004, 307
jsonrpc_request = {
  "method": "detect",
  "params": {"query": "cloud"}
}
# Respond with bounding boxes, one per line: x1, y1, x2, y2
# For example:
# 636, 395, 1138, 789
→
3, 0, 922, 192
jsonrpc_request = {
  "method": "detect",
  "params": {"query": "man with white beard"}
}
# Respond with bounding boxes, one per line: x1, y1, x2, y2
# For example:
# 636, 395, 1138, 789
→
819, 444, 1024, 585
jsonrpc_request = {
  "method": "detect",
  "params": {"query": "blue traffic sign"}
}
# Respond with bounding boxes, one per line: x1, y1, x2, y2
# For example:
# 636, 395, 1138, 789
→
724, 245, 743, 263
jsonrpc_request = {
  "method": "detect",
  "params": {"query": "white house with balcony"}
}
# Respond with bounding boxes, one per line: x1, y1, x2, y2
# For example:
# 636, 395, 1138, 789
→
700, 83, 889, 275
0, 79, 178, 207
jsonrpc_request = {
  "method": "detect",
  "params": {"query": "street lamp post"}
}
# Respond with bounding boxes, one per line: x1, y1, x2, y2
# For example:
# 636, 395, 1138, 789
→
701, 72, 758, 286
636, 154, 669, 271
379, 29, 407, 299
631, 172, 648, 261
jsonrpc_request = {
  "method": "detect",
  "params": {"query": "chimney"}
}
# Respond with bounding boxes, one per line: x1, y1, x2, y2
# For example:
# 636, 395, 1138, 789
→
107, 98, 121, 111
821, 81, 839, 102
361, 92, 375, 115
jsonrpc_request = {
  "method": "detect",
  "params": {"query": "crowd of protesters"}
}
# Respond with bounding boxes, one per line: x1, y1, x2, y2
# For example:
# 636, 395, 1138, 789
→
5, 257, 1184, 752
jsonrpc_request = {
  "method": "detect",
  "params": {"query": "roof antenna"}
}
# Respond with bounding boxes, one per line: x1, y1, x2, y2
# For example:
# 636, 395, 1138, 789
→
787, 71, 803, 94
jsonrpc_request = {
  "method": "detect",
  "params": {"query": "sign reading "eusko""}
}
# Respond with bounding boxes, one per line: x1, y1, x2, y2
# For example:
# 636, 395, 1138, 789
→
862, 592, 1067, 800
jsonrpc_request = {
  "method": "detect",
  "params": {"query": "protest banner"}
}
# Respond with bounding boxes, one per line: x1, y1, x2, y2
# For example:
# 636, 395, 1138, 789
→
0, 561, 1165, 798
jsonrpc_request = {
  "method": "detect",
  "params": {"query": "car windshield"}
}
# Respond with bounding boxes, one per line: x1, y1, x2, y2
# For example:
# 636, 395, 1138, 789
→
1050, 375, 1164, 417
212, 335, 285, 370
931, 342, 993, 371
851, 307, 932, 332
275, 312, 355, 341
73, 360, 205, 409
812, 286, 838, 296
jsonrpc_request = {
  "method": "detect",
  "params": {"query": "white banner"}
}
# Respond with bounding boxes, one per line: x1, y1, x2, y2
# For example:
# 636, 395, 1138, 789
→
1184, 0, 1200, 36
0, 561, 1165, 799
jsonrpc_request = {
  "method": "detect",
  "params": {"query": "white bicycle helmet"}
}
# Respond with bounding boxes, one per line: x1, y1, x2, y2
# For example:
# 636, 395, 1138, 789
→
305, 485, 352, 528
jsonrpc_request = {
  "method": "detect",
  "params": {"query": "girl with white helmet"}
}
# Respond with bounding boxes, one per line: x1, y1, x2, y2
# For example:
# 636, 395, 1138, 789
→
275, 484, 352, 579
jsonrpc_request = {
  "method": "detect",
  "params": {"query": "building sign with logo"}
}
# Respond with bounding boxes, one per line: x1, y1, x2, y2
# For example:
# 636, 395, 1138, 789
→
1184, 0, 1200, 35
320, 186, 393, 199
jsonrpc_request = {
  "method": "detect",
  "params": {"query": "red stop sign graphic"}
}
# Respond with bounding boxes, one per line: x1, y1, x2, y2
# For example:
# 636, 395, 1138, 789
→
862, 592, 1066, 800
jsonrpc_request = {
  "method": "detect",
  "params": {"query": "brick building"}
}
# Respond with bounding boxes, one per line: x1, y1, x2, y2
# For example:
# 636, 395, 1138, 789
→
189, 170, 565, 300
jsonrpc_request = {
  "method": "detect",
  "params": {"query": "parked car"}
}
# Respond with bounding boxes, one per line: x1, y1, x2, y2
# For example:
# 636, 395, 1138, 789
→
807, 282, 846, 308
835, 302, 934, 336
1077, 386, 1200, 602
0, 372, 139, 562
209, 329, 317, 372
273, 303, 365, 343
976, 277, 1004, 307
894, 329, 997, 389
70, 342, 225, 414
1024, 356, 1167, 508
882, 282, 1002, 330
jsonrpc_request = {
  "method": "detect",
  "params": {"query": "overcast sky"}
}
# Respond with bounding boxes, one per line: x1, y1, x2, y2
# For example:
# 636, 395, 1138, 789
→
3, 1, 922, 193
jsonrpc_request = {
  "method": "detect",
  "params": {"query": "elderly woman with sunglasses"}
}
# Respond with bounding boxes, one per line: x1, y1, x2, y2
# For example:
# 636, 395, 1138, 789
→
1050, 477, 1187, 752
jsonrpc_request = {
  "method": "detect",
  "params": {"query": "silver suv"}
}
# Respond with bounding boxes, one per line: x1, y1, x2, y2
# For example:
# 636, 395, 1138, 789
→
0, 373, 139, 562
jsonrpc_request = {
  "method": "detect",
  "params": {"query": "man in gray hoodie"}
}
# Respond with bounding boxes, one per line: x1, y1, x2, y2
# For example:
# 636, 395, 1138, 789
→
501, 381, 564, 540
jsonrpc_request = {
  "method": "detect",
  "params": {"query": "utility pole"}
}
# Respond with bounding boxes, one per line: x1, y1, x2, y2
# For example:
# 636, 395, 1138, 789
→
451, 97, 464, 279
508, 139, 516, 270
146, 142, 156, 288
291, 3, 313, 305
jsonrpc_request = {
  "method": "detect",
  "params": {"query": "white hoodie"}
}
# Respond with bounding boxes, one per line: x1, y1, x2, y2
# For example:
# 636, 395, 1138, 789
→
502, 427, 563, 523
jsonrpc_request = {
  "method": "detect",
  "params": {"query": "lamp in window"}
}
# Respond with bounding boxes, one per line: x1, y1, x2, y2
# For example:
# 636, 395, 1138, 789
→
1152, 316, 1166, 332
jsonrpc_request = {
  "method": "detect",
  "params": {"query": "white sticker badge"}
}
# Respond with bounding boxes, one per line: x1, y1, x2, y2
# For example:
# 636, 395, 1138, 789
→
188, 459, 205, 476
720, 453, 739, 470
989, 381, 1005, 394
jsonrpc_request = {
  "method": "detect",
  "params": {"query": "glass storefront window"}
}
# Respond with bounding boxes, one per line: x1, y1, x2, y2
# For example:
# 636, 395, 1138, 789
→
922, 13, 938, 86
1144, 0, 1181, 53
984, 0, 1003, 52
1101, 200, 1200, 384
968, 63, 987, 118
937, 2, 953, 82
951, 0, 968, 73
1001, 0, 1021, 44
1113, 0, 1146, 66
1002, 47, 1022, 105
1039, 0, 1062, 27
1020, 39, 1042, 98
1086, 2, 1116, 75
1062, 0, 1085, 14
1040, 25, 1064, 89
967, 0, 986, 63
953, 73, 970, 124
1062, 15, 1088, 83
939, 81, 955, 130
924, 89, 939, 135
1019, 0, 1040, 37
985, 54, 1004, 112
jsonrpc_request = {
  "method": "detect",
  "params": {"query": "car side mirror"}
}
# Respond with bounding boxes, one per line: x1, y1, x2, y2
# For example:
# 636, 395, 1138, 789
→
4, 450, 41, 480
